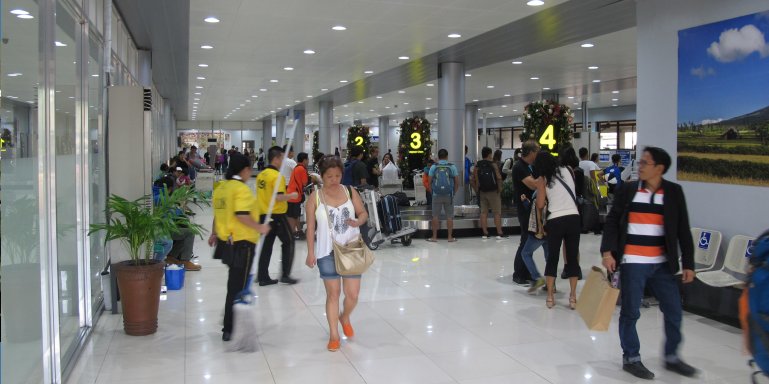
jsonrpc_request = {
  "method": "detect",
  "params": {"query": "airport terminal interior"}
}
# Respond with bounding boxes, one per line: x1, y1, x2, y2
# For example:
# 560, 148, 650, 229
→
1, 0, 769, 383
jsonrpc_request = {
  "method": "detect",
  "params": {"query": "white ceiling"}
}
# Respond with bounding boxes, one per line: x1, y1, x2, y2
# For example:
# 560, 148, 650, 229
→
187, 0, 636, 125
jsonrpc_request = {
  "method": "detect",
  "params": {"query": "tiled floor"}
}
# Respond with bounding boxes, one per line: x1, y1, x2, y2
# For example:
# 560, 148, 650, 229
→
67, 206, 748, 384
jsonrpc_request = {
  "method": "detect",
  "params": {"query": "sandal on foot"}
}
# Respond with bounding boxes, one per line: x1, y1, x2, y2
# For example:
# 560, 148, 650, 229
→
327, 339, 341, 352
569, 296, 577, 310
546, 296, 555, 309
426, 238, 438, 242
342, 322, 354, 338
448, 238, 458, 242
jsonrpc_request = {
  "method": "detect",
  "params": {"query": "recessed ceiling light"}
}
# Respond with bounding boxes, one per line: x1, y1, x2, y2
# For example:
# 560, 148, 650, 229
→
201, 45, 213, 49
472, 99, 479, 102
196, 76, 206, 80
193, 103, 199, 105
530, 76, 539, 80
270, 79, 279, 83
283, 67, 294, 71
306, 95, 313, 98
270, 110, 275, 113
403, 102, 409, 105
574, 102, 579, 105
364, 70, 374, 74
543, 87, 551, 90
513, 109, 518, 112
448, 33, 461, 38
204, 17, 220, 23
357, 101, 364, 104
612, 90, 620, 94
251, 95, 258, 98
465, 73, 472, 77
7, 73, 22, 77
568, 96, 574, 99
303, 49, 316, 54
195, 86, 204, 89
321, 88, 328, 91
527, 0, 545, 6
194, 98, 200, 101
426, 83, 434, 87
588, 66, 599, 70
385, 106, 390, 109
486, 85, 495, 89
55, 41, 67, 47
194, 92, 201, 95
398, 56, 410, 60
332, 25, 347, 31
512, 61, 523, 65
593, 79, 601, 83
504, 94, 511, 97
612, 104, 618, 107
260, 88, 267, 91
246, 99, 251, 102
398, 90, 406, 94
581, 43, 595, 48
240, 104, 246, 107
198, 64, 208, 68
17, 14, 34, 19
502, 105, 507, 108
10, 9, 30, 15
339, 80, 348, 83
376, 96, 383, 99
612, 98, 619, 101
426, 97, 432, 100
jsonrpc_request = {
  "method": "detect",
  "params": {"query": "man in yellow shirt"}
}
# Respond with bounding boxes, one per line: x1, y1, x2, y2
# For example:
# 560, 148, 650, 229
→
256, 146, 300, 285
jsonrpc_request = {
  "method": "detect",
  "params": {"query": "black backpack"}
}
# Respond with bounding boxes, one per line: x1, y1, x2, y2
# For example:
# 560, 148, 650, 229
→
477, 160, 497, 192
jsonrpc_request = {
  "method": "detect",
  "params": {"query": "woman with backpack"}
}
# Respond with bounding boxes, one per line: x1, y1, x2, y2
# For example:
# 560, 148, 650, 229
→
534, 151, 581, 309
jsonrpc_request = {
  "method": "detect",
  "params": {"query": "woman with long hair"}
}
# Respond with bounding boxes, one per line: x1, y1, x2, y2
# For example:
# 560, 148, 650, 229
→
534, 151, 581, 309
305, 156, 369, 352
207, 153, 270, 341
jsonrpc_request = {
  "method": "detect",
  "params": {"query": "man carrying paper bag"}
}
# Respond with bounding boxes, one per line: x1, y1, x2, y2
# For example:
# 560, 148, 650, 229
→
576, 266, 619, 332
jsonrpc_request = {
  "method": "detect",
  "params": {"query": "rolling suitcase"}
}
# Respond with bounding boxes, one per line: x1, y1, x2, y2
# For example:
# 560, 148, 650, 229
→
378, 194, 402, 235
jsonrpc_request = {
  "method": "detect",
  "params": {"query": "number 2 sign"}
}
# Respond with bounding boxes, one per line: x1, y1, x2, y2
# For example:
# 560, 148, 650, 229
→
354, 136, 364, 146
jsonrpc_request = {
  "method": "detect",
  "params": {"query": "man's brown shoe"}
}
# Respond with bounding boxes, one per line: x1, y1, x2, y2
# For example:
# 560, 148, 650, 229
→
165, 256, 182, 265
183, 261, 202, 271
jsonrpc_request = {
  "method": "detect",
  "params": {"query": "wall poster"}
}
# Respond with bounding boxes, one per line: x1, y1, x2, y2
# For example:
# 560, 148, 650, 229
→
677, 10, 769, 187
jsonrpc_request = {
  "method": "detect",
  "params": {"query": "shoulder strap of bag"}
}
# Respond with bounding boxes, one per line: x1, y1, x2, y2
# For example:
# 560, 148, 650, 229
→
554, 173, 578, 209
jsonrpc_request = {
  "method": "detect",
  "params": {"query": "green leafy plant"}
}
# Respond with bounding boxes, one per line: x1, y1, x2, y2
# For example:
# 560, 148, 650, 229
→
88, 186, 209, 265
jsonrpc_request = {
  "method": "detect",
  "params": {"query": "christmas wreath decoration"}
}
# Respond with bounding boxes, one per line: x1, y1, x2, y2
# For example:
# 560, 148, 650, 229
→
312, 130, 320, 160
398, 116, 432, 188
346, 124, 372, 160
520, 99, 574, 154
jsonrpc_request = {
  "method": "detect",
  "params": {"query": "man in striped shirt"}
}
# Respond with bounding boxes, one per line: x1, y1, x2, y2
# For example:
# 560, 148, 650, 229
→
601, 147, 697, 380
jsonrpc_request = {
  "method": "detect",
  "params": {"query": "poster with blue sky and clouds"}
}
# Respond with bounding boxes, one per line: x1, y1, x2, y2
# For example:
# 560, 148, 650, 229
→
677, 10, 769, 187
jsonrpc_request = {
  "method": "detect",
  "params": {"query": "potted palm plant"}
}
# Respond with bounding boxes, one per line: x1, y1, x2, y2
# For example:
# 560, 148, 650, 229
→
89, 185, 207, 335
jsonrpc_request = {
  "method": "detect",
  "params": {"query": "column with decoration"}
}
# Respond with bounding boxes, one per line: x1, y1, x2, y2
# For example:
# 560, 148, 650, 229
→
312, 130, 320, 159
520, 99, 575, 155
398, 117, 432, 188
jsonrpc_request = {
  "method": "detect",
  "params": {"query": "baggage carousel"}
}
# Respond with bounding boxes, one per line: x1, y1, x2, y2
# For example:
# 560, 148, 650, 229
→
400, 205, 521, 238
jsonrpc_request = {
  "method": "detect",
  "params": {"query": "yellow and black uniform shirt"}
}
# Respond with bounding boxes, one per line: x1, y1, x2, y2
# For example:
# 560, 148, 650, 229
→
212, 179, 262, 244
256, 166, 287, 215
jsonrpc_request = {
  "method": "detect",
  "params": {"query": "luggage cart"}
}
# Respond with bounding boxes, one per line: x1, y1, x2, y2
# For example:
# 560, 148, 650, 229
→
357, 187, 416, 250
412, 171, 426, 206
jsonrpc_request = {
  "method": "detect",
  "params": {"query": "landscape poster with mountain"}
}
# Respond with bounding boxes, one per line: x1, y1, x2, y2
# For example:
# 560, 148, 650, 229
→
677, 10, 769, 187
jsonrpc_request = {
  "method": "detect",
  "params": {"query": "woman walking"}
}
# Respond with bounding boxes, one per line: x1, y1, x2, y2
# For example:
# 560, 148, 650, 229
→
305, 156, 369, 351
207, 153, 270, 341
534, 151, 581, 309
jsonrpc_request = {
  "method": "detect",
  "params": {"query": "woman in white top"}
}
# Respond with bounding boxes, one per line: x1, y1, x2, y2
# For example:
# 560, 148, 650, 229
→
380, 152, 399, 185
534, 151, 581, 309
305, 155, 369, 352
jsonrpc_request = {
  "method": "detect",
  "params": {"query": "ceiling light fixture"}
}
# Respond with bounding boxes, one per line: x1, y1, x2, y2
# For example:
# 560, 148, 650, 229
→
204, 17, 220, 23
588, 66, 599, 70
339, 80, 348, 83
303, 49, 315, 54
332, 25, 347, 31
270, 79, 279, 83
398, 56, 410, 60
612, 104, 618, 107
201, 45, 213, 49
364, 70, 373, 74
17, 14, 34, 19
486, 85, 495, 89
398, 90, 405, 94
581, 43, 595, 48
7, 73, 23, 77
10, 9, 30, 15
530, 76, 539, 80
251, 95, 258, 98
612, 90, 620, 94
321, 88, 328, 91
195, 86, 204, 89
527, 0, 545, 6
194, 92, 201, 95
592, 79, 601, 83
472, 99, 479, 102
260, 88, 267, 91
448, 33, 461, 38
376, 96, 383, 99
198, 64, 208, 68
426, 97, 432, 100
426, 83, 434, 87
465, 73, 472, 77
512, 61, 523, 64
543, 87, 551, 90
283, 67, 294, 71
196, 76, 206, 80
568, 96, 574, 99
55, 41, 67, 47
504, 94, 511, 97
612, 98, 619, 101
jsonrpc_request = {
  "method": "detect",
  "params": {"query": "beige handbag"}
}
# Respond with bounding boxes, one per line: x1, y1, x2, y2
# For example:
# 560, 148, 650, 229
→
320, 186, 375, 275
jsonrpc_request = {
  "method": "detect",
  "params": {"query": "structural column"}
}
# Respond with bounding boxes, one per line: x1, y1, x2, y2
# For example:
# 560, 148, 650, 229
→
465, 105, 478, 164
319, 101, 333, 154
437, 62, 466, 204
261, 118, 272, 152
275, 114, 286, 148
378, 116, 390, 155
292, 110, 305, 152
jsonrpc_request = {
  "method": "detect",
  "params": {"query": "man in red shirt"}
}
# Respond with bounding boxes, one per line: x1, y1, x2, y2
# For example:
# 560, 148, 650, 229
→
287, 152, 310, 239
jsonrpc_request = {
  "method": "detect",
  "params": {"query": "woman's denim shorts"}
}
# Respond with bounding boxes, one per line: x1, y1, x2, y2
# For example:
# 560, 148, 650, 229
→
317, 252, 362, 280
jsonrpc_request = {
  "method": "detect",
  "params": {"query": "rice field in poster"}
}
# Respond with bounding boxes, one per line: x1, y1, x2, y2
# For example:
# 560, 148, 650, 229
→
677, 10, 769, 187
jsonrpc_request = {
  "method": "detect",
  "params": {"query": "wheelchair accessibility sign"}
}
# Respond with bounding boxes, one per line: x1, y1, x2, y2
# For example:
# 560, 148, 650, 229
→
746, 240, 754, 258
698, 232, 711, 250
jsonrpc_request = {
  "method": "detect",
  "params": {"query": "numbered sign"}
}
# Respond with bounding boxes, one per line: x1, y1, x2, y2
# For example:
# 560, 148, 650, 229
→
698, 232, 711, 250
539, 124, 558, 155
408, 132, 424, 154
354, 136, 364, 146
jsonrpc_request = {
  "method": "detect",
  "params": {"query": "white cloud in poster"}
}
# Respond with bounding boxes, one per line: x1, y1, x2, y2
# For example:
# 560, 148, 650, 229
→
701, 118, 723, 125
707, 24, 769, 62
691, 65, 716, 78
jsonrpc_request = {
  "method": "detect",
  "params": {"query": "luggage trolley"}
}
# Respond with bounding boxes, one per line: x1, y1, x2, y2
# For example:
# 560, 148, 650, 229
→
356, 186, 416, 250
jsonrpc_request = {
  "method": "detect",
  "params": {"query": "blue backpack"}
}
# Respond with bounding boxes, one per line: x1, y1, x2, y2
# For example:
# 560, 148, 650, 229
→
342, 159, 359, 186
431, 164, 454, 196
747, 231, 769, 382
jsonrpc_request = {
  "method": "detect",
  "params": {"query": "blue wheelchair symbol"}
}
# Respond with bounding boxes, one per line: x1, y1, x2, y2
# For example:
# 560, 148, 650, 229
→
746, 240, 754, 258
698, 232, 711, 250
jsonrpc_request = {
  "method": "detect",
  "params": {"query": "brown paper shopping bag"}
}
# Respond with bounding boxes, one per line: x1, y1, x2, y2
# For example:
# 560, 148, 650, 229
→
576, 266, 620, 331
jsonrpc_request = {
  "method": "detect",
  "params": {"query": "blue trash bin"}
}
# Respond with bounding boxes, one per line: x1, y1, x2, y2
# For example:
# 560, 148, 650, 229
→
165, 266, 185, 290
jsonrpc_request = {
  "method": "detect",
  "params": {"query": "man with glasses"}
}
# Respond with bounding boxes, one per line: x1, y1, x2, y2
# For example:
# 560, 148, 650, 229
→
601, 147, 697, 380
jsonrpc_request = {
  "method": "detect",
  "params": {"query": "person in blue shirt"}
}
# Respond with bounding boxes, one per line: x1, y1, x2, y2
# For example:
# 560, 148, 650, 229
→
427, 149, 460, 242
464, 145, 471, 185
603, 154, 624, 194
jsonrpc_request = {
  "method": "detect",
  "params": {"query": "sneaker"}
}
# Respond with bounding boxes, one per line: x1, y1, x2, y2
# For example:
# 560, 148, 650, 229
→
280, 276, 299, 285
623, 361, 655, 380
222, 332, 232, 341
482, 234, 490, 239
258, 279, 279, 286
512, 277, 530, 286
527, 278, 545, 294
665, 359, 698, 377
497, 234, 509, 239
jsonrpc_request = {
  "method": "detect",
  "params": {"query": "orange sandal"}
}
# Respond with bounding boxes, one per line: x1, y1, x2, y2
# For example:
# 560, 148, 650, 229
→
342, 323, 354, 338
327, 339, 341, 352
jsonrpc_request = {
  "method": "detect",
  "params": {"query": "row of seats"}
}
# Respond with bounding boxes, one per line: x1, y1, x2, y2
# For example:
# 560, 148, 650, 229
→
690, 227, 754, 288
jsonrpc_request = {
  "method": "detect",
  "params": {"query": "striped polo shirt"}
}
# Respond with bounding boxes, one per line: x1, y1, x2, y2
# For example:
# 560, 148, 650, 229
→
623, 187, 667, 264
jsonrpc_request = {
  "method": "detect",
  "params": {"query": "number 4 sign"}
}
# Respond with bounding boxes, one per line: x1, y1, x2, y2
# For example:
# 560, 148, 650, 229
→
539, 125, 558, 156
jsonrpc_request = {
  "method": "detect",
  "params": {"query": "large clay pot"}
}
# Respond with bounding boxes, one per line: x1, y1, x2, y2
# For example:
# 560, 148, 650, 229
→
114, 260, 164, 336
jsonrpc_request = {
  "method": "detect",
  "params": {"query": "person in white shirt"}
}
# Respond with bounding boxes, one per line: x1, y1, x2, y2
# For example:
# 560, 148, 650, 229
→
578, 147, 601, 172
380, 152, 399, 185
281, 146, 298, 186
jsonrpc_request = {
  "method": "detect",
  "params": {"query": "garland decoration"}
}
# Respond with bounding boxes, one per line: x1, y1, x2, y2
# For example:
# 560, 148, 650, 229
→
398, 116, 432, 188
312, 130, 320, 160
520, 99, 575, 154
346, 124, 372, 160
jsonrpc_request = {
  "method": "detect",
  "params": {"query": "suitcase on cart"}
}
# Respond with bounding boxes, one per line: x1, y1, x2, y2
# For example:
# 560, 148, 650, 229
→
377, 194, 402, 235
